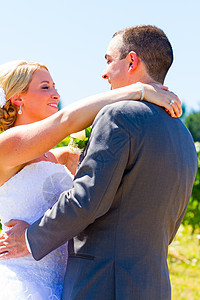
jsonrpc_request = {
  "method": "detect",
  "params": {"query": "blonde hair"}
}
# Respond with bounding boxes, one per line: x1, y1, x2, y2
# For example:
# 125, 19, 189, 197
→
0, 60, 48, 132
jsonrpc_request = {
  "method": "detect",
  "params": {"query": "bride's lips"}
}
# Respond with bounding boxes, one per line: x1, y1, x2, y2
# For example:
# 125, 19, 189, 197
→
47, 102, 58, 108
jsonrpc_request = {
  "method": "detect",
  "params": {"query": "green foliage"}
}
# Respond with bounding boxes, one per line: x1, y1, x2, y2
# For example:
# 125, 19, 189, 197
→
182, 142, 200, 231
168, 225, 200, 299
185, 111, 200, 142
70, 127, 91, 149
54, 136, 71, 148
55, 127, 91, 149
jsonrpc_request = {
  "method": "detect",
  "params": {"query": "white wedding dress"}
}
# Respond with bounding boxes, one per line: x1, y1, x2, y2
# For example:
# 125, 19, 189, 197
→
0, 161, 74, 300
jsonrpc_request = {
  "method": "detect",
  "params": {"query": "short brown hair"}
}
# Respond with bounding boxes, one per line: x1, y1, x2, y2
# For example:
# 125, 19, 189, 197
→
113, 25, 173, 83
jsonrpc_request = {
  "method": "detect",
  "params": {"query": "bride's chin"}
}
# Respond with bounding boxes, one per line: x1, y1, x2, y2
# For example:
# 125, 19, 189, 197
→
46, 108, 58, 117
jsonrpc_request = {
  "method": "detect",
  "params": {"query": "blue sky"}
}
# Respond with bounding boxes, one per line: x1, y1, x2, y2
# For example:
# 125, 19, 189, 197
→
1, 0, 200, 113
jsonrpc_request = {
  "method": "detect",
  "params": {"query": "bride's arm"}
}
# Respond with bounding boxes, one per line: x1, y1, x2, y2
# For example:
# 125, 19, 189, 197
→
0, 83, 181, 168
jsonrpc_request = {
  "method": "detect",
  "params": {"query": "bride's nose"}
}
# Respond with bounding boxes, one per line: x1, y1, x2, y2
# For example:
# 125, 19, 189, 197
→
51, 89, 60, 99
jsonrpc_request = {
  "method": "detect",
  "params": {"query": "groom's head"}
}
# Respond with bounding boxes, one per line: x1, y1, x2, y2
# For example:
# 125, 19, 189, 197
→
102, 25, 173, 89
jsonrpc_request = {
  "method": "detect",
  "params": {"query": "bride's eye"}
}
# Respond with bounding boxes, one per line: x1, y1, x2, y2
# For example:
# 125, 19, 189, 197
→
41, 86, 49, 90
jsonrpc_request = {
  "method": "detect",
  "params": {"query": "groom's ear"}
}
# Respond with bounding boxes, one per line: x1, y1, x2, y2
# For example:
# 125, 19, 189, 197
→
127, 51, 139, 73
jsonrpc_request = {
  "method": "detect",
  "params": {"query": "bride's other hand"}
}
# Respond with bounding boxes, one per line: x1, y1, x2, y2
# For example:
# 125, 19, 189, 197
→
0, 219, 30, 260
141, 83, 182, 118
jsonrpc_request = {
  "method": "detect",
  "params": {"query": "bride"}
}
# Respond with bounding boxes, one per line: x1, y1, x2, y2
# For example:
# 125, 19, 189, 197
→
0, 60, 181, 299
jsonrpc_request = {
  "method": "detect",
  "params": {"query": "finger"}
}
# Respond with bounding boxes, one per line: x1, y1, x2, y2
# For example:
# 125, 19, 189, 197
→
0, 232, 7, 239
168, 93, 182, 117
161, 85, 169, 91
172, 101, 182, 117
4, 219, 19, 227
165, 103, 175, 117
0, 251, 13, 260
173, 98, 182, 117
0, 251, 8, 258
0, 238, 14, 249
0, 236, 9, 245
175, 98, 182, 117
169, 101, 180, 118
0, 244, 29, 259
0, 245, 9, 252
165, 109, 172, 117
0, 231, 15, 244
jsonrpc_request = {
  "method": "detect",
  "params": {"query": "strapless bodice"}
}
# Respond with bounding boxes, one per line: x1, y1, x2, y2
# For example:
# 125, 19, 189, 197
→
0, 161, 74, 299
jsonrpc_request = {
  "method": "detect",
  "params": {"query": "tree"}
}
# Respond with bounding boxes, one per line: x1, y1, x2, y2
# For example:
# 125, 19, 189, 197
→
182, 142, 200, 232
185, 111, 200, 142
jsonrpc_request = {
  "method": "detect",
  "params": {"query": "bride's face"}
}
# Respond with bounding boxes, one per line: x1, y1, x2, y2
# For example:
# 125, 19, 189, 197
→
19, 68, 60, 122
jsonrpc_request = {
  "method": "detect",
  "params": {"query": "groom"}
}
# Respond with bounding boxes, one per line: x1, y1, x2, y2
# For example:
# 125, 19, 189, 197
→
0, 25, 198, 299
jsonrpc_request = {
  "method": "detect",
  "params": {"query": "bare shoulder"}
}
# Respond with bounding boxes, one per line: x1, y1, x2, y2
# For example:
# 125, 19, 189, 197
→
50, 147, 80, 175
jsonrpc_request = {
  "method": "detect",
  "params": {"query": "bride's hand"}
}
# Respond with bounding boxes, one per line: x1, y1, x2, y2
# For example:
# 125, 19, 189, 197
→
141, 83, 182, 118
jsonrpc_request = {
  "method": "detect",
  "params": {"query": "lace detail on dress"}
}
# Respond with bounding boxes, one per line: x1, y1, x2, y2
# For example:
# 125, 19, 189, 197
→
0, 161, 73, 299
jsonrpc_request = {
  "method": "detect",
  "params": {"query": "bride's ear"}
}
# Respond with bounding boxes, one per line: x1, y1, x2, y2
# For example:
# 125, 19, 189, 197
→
10, 94, 23, 108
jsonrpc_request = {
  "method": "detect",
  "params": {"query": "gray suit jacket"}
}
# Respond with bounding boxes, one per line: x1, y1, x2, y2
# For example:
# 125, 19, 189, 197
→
28, 101, 197, 300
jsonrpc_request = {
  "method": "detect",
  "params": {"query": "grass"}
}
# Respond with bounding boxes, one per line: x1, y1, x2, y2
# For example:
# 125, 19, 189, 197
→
168, 225, 200, 299
0, 222, 199, 299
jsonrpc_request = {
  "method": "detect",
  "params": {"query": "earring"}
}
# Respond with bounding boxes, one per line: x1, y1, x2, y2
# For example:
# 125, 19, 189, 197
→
18, 105, 22, 115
